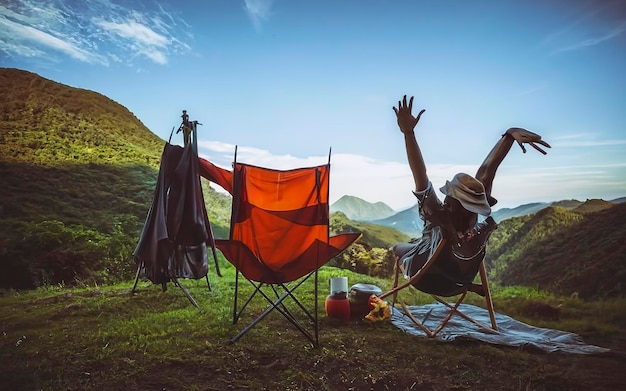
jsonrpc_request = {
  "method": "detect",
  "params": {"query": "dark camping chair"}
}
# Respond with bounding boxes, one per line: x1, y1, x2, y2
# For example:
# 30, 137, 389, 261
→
199, 148, 360, 346
131, 141, 221, 307
379, 217, 499, 337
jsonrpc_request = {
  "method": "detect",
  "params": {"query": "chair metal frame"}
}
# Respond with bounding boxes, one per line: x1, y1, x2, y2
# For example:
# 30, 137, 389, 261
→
230, 270, 320, 345
217, 148, 359, 347
130, 258, 211, 309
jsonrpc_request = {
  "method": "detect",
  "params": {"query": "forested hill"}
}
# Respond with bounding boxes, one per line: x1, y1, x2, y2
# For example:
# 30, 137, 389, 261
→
485, 202, 626, 299
0, 68, 164, 165
0, 68, 178, 288
0, 68, 165, 228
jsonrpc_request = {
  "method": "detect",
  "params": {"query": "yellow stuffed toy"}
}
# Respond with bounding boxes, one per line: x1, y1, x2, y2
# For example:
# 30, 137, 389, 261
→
364, 294, 390, 322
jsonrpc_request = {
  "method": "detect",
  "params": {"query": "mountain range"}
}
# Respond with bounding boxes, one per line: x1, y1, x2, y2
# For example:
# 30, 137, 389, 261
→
332, 196, 624, 237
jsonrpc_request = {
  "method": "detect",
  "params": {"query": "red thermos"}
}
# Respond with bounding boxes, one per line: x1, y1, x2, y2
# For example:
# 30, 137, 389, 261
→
325, 277, 350, 321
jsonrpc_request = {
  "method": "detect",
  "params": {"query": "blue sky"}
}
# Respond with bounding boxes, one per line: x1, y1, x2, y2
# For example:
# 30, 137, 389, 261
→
1, 0, 625, 210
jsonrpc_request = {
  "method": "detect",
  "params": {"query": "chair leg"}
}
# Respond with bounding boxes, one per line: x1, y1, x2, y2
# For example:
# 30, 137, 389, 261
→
314, 268, 319, 347
230, 290, 291, 344
399, 285, 500, 338
431, 294, 499, 334
255, 280, 313, 326
230, 273, 319, 347
172, 276, 200, 309
479, 262, 498, 331
401, 303, 435, 337
130, 261, 142, 294
431, 291, 468, 336
391, 257, 401, 307
401, 292, 497, 337
233, 268, 240, 324
229, 290, 318, 346
234, 280, 264, 324
207, 224, 222, 278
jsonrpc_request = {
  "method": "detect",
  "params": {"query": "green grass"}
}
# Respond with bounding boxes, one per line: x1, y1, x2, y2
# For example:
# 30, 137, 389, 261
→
2, 261, 625, 390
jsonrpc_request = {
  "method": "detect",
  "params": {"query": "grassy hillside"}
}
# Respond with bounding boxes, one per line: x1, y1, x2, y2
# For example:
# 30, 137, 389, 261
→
486, 203, 626, 299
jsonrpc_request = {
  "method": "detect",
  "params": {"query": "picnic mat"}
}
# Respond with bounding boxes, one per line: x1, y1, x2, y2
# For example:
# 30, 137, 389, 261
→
391, 303, 610, 354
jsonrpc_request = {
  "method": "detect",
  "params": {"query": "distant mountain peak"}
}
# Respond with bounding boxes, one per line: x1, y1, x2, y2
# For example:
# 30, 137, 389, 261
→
330, 195, 395, 221
572, 198, 614, 214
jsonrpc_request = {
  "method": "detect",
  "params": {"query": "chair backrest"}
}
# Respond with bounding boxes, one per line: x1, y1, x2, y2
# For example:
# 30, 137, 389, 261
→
199, 153, 360, 284
235, 162, 329, 262
218, 162, 339, 283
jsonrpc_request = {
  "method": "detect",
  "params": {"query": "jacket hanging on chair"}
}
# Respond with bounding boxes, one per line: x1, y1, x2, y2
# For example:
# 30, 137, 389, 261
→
133, 142, 216, 283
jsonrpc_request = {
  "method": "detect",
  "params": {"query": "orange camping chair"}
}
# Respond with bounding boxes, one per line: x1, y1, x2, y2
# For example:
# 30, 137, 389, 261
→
199, 149, 359, 346
379, 218, 499, 338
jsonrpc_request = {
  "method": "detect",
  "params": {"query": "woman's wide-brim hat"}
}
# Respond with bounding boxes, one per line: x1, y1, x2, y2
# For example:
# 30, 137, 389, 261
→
440, 173, 492, 216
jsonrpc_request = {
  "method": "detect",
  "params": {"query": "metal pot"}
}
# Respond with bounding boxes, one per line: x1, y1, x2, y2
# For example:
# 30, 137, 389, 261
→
348, 283, 382, 319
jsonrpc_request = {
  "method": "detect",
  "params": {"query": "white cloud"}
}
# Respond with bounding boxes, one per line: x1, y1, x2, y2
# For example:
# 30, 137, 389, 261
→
198, 140, 236, 154
197, 139, 327, 170
0, 15, 107, 64
197, 136, 626, 211
552, 21, 626, 54
0, 0, 193, 66
198, 139, 504, 210
95, 19, 169, 48
540, 2, 626, 56
551, 133, 596, 141
244, 0, 274, 30
549, 133, 626, 148
554, 139, 626, 148
0, 36, 45, 58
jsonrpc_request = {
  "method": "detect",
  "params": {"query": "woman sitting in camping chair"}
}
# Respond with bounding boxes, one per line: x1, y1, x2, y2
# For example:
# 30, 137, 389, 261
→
390, 95, 550, 301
